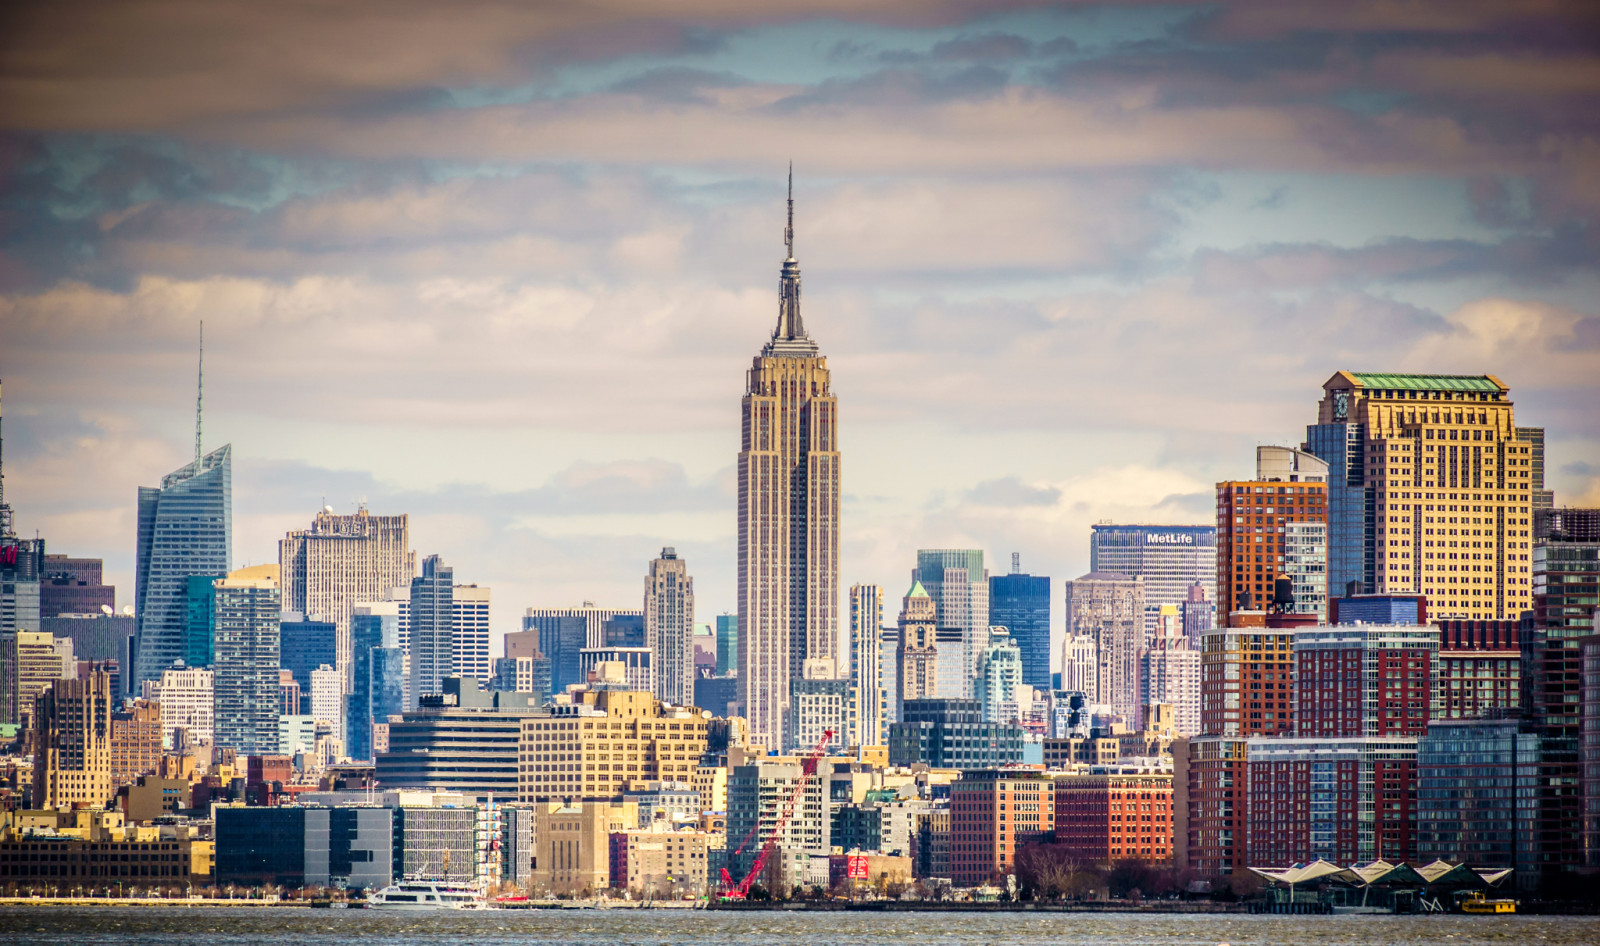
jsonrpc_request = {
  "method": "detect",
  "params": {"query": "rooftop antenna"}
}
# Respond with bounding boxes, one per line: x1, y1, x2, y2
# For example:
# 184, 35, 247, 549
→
194, 321, 204, 463
784, 162, 794, 260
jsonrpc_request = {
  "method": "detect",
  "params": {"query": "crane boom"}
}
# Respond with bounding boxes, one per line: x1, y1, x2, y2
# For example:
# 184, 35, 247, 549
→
717, 729, 833, 900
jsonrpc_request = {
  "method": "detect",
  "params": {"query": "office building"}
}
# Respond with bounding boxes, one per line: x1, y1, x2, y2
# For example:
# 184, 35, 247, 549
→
950, 768, 1053, 886
1303, 371, 1533, 620
310, 663, 343, 729
278, 612, 337, 693
1060, 634, 1096, 700
452, 583, 491, 683
1581, 632, 1600, 870
1515, 426, 1554, 511
182, 573, 223, 667
279, 507, 415, 687
644, 548, 695, 706
31, 669, 116, 809
1330, 592, 1426, 625
849, 583, 884, 746
737, 182, 841, 751
408, 555, 454, 706
913, 549, 989, 697
1216, 445, 1329, 619
888, 698, 1026, 770
37, 554, 114, 619
1054, 765, 1174, 866
609, 821, 717, 897
989, 559, 1051, 691
492, 655, 551, 705
715, 614, 738, 676
215, 805, 394, 890
212, 566, 281, 755
975, 626, 1022, 724
788, 675, 855, 751
0, 629, 71, 727
141, 664, 213, 746
878, 625, 899, 726
378, 678, 541, 801
347, 601, 405, 762
895, 581, 938, 720
1063, 572, 1145, 721
579, 646, 653, 692
133, 444, 232, 686
1090, 524, 1216, 636
521, 605, 642, 694
517, 688, 711, 804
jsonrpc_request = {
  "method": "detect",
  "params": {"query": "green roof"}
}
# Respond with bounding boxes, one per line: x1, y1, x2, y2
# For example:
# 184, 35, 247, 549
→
905, 579, 929, 599
1348, 372, 1501, 393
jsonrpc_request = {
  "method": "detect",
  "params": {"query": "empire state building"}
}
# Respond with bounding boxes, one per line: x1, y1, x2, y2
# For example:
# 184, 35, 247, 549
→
737, 174, 840, 750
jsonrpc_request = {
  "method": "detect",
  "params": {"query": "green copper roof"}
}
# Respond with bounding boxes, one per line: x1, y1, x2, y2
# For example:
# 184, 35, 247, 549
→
905, 579, 929, 599
1348, 372, 1501, 393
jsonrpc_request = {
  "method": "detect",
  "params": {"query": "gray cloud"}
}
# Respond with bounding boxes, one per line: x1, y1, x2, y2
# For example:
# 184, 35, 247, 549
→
965, 477, 1062, 507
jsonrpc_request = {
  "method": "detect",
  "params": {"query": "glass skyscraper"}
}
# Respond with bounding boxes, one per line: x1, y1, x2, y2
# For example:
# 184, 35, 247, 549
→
346, 602, 405, 762
988, 567, 1050, 691
134, 444, 232, 686
212, 569, 280, 754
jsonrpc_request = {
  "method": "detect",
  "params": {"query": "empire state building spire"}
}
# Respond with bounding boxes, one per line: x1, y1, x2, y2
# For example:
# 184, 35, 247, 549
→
768, 165, 814, 353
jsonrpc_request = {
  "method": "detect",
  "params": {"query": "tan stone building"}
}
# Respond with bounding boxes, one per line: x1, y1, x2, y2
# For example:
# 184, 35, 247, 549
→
518, 689, 710, 803
1, 630, 72, 728
530, 800, 636, 896
608, 821, 717, 897
737, 179, 841, 751
895, 582, 938, 712
691, 764, 727, 813
32, 670, 115, 808
1307, 372, 1533, 621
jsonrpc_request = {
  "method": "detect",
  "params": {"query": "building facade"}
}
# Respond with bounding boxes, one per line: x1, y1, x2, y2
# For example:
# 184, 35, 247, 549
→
645, 548, 695, 707
142, 664, 213, 746
1054, 766, 1174, 866
408, 555, 454, 707
1303, 371, 1534, 620
1089, 524, 1216, 636
848, 583, 884, 747
212, 568, 281, 755
989, 565, 1051, 692
737, 184, 840, 751
279, 508, 415, 690
517, 689, 711, 803
895, 582, 938, 721
1216, 445, 1329, 619
133, 444, 232, 686
950, 768, 1053, 886
1063, 572, 1145, 721
912, 550, 990, 698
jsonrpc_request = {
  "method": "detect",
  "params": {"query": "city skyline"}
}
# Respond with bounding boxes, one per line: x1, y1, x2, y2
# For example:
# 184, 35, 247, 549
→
2, 1, 1598, 657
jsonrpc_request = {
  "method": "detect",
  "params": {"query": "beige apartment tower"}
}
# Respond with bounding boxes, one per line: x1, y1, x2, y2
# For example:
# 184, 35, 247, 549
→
737, 176, 840, 750
279, 507, 415, 687
1306, 372, 1534, 621
645, 548, 695, 707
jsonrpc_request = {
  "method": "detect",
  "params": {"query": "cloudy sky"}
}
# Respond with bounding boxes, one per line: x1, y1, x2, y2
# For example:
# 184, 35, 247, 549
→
2, 0, 1597, 658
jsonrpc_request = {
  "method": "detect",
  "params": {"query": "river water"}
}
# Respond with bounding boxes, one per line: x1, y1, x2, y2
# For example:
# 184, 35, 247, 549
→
0, 906, 1595, 945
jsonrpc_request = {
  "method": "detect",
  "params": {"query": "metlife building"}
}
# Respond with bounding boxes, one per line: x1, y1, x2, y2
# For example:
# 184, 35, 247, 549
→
1089, 524, 1217, 637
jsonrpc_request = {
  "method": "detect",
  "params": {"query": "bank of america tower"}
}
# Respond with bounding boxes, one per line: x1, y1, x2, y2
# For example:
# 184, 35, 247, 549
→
737, 173, 840, 750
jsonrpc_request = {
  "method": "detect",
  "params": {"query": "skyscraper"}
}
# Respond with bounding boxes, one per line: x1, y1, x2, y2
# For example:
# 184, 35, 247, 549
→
1089, 525, 1214, 637
133, 445, 232, 686
1515, 426, 1554, 511
645, 548, 694, 706
849, 583, 884, 746
212, 566, 281, 755
715, 614, 738, 676
1216, 445, 1329, 620
913, 550, 990, 698
279, 507, 415, 688
453, 583, 491, 682
975, 626, 1022, 724
408, 555, 454, 706
1304, 371, 1533, 620
347, 601, 405, 762
988, 557, 1050, 691
737, 173, 840, 750
1063, 572, 1144, 721
896, 581, 938, 716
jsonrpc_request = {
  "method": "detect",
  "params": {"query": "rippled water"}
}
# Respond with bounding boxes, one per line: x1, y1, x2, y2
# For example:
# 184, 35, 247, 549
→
0, 906, 1596, 945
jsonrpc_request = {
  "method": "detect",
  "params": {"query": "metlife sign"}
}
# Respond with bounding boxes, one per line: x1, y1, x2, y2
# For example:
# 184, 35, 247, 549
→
1144, 534, 1195, 545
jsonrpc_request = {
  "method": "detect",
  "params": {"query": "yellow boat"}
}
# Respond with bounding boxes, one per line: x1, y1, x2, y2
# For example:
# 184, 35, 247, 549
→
1459, 892, 1516, 914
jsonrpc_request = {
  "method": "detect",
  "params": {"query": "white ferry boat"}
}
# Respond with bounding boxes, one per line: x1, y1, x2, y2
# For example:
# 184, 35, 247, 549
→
367, 880, 489, 910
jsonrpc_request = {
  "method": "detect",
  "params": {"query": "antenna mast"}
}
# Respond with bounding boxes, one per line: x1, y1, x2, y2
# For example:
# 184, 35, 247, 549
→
784, 162, 794, 259
195, 321, 204, 463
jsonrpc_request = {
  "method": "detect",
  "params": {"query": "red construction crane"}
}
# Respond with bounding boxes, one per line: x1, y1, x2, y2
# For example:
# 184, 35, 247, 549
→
717, 728, 834, 900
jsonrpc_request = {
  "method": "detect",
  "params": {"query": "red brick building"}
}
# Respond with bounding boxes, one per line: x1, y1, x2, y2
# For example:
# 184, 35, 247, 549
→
948, 768, 1052, 886
1053, 766, 1173, 866
1435, 619, 1520, 720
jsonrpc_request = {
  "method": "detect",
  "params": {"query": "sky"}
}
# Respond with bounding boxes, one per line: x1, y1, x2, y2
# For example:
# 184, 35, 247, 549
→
1, 0, 1598, 661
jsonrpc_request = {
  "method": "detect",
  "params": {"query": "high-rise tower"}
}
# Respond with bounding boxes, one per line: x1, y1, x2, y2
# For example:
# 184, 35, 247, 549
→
737, 170, 841, 750
645, 547, 695, 706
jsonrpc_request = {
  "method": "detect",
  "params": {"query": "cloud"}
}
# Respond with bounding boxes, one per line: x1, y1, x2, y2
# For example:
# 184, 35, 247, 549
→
966, 477, 1062, 507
